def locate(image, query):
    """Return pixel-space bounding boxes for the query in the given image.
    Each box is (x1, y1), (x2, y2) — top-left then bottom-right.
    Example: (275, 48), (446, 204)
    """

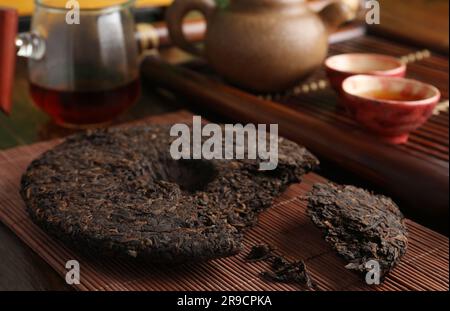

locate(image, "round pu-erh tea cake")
(307, 183), (408, 279)
(21, 125), (319, 263)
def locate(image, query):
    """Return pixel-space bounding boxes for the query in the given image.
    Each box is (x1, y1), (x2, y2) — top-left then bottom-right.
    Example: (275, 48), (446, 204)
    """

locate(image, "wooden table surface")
(371, 0), (449, 54)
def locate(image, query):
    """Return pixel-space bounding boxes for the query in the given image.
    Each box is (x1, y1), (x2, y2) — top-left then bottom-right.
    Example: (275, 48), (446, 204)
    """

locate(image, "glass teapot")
(0, 0), (141, 128)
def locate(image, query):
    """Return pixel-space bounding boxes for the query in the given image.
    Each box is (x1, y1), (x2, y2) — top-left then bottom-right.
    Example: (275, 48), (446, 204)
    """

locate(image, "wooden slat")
(0, 111), (447, 291)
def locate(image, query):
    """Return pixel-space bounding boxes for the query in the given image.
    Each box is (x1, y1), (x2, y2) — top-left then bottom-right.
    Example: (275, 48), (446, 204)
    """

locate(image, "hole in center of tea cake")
(156, 159), (218, 192)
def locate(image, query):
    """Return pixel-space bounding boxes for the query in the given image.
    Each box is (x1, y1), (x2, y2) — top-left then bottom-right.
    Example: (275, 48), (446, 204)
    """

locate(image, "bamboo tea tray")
(179, 36), (449, 164)
(0, 111), (447, 291)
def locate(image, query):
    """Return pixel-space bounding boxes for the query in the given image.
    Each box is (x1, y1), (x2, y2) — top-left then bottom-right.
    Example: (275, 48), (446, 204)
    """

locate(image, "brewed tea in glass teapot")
(0, 0), (141, 128)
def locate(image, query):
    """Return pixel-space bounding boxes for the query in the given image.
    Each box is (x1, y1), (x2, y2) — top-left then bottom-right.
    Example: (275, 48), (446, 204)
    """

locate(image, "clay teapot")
(166, 0), (353, 93)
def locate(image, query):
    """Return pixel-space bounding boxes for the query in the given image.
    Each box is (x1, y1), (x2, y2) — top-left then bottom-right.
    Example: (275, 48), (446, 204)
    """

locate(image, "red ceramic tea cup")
(342, 75), (441, 144)
(325, 53), (406, 93)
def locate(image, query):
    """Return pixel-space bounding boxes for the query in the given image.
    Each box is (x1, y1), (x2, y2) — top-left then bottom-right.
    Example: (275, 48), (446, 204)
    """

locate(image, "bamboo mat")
(0, 111), (448, 291)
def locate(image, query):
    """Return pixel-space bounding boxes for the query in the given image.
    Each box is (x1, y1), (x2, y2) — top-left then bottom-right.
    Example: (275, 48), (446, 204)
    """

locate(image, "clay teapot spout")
(319, 1), (354, 32)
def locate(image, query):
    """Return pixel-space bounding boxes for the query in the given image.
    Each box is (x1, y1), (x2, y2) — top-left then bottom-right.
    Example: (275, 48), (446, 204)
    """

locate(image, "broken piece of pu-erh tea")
(246, 244), (275, 262)
(307, 183), (408, 281)
(262, 257), (314, 290)
(246, 244), (315, 290)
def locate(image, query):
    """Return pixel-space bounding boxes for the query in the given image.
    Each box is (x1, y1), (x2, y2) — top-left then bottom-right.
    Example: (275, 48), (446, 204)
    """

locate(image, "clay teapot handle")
(0, 7), (18, 115)
(318, 1), (354, 33)
(166, 0), (215, 57)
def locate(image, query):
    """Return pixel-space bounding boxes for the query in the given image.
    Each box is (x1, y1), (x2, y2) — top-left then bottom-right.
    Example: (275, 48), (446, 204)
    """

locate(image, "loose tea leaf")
(246, 244), (274, 262)
(262, 258), (314, 290)
(20, 125), (319, 263)
(307, 183), (408, 280)
(246, 244), (315, 290)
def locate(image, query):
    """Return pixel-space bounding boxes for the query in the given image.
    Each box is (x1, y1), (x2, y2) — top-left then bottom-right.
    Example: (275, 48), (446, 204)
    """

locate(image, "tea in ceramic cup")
(341, 75), (440, 144)
(325, 53), (407, 93)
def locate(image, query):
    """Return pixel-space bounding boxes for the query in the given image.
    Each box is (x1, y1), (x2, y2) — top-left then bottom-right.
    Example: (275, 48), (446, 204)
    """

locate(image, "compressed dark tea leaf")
(20, 125), (318, 263)
(307, 183), (408, 279)
(271, 256), (290, 271)
(246, 244), (315, 290)
(262, 257), (314, 290)
(246, 244), (274, 262)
